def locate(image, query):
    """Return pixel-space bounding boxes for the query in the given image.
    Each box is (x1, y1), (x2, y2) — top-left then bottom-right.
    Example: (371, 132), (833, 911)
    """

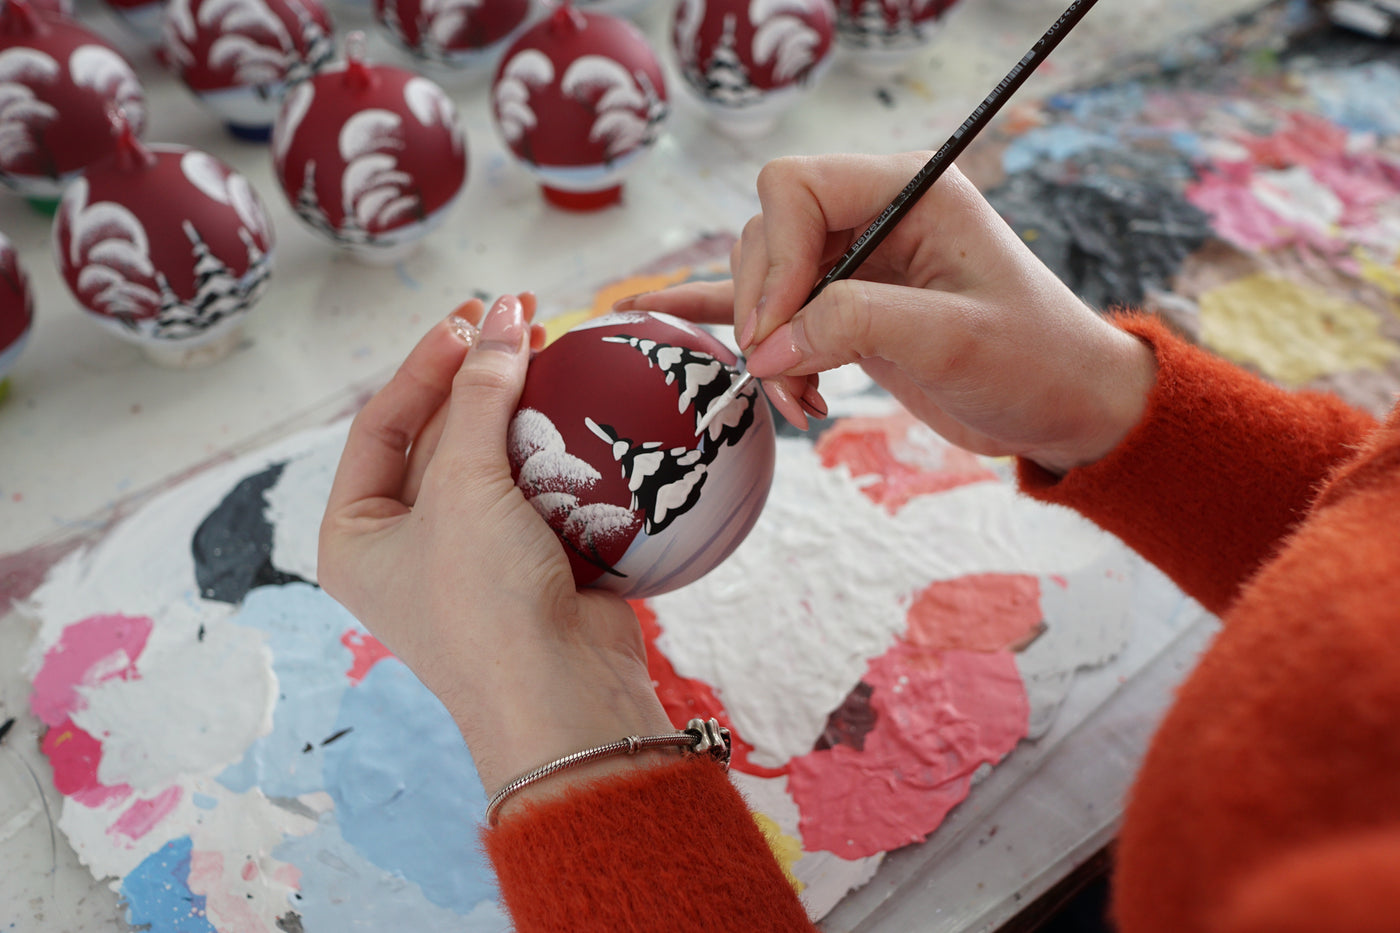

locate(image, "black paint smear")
(875, 87), (895, 108)
(301, 742), (314, 754)
(320, 727), (353, 746)
(986, 151), (1215, 311)
(0, 716), (14, 744)
(814, 681), (878, 752)
(276, 911), (305, 933)
(197, 624), (205, 642)
(192, 461), (307, 604)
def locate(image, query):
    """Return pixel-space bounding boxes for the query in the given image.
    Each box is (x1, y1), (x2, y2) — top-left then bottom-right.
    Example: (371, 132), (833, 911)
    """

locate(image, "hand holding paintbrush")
(619, 0), (1160, 475)
(683, 0), (1102, 434)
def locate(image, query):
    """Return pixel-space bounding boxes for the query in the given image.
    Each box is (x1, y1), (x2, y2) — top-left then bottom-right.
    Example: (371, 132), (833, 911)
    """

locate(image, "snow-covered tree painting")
(510, 407), (641, 575)
(0, 48), (60, 178)
(60, 177), (162, 323)
(420, 0), (482, 60)
(751, 0), (825, 83)
(69, 45), (146, 126)
(561, 54), (667, 159)
(601, 332), (758, 449)
(586, 418), (711, 535)
(493, 49), (554, 161)
(338, 108), (419, 239)
(166, 0), (330, 88)
(404, 76), (463, 155)
(838, 0), (951, 47)
(181, 149), (273, 247)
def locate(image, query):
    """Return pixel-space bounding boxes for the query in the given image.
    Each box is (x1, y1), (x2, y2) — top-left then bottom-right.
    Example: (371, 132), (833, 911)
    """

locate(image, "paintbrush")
(695, 0), (1101, 436)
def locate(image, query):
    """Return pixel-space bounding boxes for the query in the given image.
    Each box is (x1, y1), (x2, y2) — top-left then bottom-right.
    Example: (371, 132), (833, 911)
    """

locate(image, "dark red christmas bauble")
(271, 49), (467, 261)
(163, 0), (334, 140)
(509, 310), (776, 598)
(671, 0), (835, 138)
(833, 0), (960, 75)
(0, 0), (147, 200)
(373, 0), (529, 67)
(53, 127), (275, 352)
(491, 3), (667, 210)
(0, 231), (35, 388)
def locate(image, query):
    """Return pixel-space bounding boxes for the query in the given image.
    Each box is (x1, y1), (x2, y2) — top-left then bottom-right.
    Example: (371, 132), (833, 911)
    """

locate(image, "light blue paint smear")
(274, 811), (511, 931)
(1002, 124), (1121, 173)
(191, 793), (218, 810)
(1305, 63), (1400, 135)
(219, 583), (363, 798)
(322, 658), (497, 915)
(121, 836), (218, 933)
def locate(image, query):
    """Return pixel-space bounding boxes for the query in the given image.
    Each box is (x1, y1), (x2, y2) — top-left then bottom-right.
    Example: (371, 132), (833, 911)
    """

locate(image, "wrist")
(1033, 326), (1158, 476)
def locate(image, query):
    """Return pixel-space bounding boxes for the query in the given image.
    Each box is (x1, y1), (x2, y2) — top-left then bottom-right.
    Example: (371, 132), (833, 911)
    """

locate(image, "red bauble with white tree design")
(0, 0), (147, 202)
(373, 0), (530, 68)
(672, 0), (834, 138)
(270, 41), (467, 263)
(163, 0), (334, 141)
(53, 120), (275, 366)
(0, 230), (35, 394)
(509, 310), (776, 598)
(833, 0), (960, 76)
(491, 3), (667, 211)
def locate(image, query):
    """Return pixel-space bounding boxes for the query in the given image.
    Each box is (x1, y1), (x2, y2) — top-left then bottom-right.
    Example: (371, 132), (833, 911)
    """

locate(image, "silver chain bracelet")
(485, 717), (732, 827)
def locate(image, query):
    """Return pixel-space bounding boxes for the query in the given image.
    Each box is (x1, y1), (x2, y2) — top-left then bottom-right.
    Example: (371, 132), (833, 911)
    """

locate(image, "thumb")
(431, 294), (531, 480)
(743, 280), (969, 379)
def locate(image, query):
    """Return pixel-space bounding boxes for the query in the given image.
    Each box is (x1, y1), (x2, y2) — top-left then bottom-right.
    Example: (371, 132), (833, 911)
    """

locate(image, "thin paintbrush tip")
(695, 371), (755, 436)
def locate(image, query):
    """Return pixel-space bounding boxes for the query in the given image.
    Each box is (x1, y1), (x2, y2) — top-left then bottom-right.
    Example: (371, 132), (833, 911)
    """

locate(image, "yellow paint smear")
(1198, 273), (1398, 386)
(753, 811), (806, 894)
(1357, 252), (1400, 297)
(541, 268), (696, 345)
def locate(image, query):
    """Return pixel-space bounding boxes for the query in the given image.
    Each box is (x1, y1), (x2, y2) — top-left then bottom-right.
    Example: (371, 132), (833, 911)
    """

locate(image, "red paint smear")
(340, 630), (393, 685)
(632, 600), (787, 779)
(241, 860), (258, 882)
(108, 785), (182, 844)
(815, 411), (996, 514)
(40, 720), (132, 807)
(30, 613), (154, 726)
(787, 644), (1029, 858)
(906, 574), (1042, 653)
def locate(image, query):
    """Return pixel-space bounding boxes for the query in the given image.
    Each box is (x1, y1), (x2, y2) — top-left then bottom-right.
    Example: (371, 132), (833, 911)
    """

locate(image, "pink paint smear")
(108, 785), (182, 844)
(787, 643), (1029, 858)
(341, 630), (393, 685)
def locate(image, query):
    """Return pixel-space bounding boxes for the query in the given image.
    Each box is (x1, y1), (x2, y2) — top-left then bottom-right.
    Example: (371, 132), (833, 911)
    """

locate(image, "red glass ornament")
(833, 0), (960, 76)
(491, 3), (667, 211)
(271, 40), (467, 262)
(510, 310), (776, 598)
(373, 0), (530, 67)
(53, 119), (275, 366)
(672, 0), (834, 138)
(0, 230), (35, 393)
(0, 0), (147, 202)
(163, 0), (334, 140)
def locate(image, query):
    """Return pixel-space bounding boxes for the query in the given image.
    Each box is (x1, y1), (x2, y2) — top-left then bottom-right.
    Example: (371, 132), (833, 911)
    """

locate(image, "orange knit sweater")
(484, 315), (1400, 933)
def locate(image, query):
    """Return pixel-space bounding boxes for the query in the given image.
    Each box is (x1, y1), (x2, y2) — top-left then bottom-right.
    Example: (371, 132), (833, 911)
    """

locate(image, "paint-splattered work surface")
(5, 0), (1400, 931)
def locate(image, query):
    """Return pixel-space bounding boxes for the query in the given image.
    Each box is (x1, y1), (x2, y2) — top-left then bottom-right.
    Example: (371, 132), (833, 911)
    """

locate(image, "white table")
(0, 0), (1257, 927)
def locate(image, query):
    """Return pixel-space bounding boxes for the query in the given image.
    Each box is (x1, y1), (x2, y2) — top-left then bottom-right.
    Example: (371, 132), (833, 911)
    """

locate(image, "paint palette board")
(0, 248), (1219, 933)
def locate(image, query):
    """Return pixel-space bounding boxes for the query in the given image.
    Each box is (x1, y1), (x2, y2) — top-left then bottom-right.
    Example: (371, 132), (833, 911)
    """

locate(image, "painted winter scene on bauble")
(510, 311), (776, 599)
(20, 252), (1177, 930)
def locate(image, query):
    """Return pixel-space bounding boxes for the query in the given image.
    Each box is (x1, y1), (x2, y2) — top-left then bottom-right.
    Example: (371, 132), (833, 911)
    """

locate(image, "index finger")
(740, 151), (934, 350)
(325, 305), (483, 517)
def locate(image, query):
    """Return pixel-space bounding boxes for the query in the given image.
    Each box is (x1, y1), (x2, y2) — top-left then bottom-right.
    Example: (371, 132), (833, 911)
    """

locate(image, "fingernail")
(744, 319), (806, 378)
(447, 314), (479, 348)
(479, 295), (525, 353)
(613, 291), (648, 311)
(738, 309), (758, 350)
(764, 380), (809, 431)
(800, 384), (828, 419)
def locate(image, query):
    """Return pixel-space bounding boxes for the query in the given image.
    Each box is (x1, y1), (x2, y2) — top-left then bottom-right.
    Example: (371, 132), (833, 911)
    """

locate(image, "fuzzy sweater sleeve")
(1021, 314), (1400, 933)
(1017, 313), (1377, 614)
(482, 757), (815, 932)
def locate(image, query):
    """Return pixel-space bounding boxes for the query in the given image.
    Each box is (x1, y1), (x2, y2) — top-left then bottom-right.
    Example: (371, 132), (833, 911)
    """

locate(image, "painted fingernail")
(612, 291), (648, 311)
(447, 314), (479, 348)
(479, 295), (525, 353)
(800, 384), (828, 419)
(764, 380), (809, 431)
(738, 309), (759, 350)
(744, 319), (806, 378)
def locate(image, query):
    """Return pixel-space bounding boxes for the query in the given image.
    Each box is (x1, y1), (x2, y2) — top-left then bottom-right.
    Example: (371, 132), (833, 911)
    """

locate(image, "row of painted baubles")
(0, 0), (959, 380)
